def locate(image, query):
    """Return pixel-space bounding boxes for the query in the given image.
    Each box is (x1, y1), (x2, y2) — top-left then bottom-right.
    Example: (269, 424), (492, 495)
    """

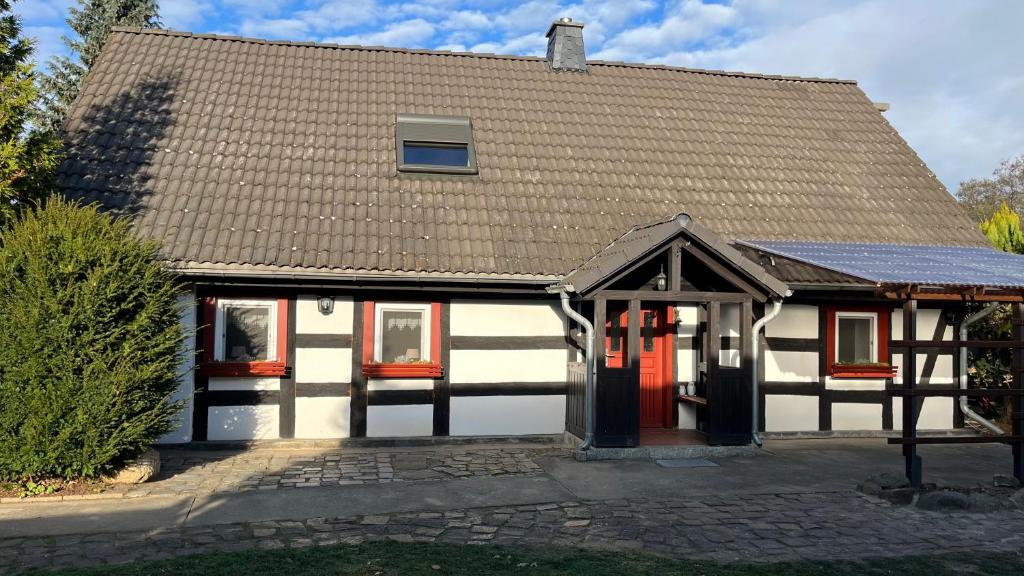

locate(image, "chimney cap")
(546, 17), (584, 38)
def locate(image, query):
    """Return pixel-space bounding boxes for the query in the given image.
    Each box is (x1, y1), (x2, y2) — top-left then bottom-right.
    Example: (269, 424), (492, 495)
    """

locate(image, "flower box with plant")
(362, 359), (443, 378)
(829, 361), (897, 378)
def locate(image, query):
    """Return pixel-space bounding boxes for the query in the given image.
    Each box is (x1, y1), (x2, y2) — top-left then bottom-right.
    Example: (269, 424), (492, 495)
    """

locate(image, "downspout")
(553, 286), (596, 450)
(959, 303), (1004, 435)
(751, 299), (784, 447)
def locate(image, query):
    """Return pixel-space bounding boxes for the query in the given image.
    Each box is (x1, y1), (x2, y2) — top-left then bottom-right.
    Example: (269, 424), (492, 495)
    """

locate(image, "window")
(403, 143), (469, 167)
(216, 300), (277, 362)
(396, 114), (477, 174)
(201, 297), (288, 377)
(826, 306), (893, 378)
(835, 312), (875, 364)
(362, 301), (443, 378)
(374, 303), (431, 363)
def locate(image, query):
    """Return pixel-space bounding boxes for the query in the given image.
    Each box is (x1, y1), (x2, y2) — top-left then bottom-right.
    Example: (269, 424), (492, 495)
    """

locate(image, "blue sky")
(18, 0), (1024, 193)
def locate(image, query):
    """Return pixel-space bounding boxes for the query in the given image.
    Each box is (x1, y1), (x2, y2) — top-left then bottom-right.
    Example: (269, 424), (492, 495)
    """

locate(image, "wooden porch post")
(902, 299), (922, 487)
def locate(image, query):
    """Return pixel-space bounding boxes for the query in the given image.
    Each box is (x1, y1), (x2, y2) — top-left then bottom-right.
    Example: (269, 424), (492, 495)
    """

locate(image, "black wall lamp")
(317, 296), (335, 315)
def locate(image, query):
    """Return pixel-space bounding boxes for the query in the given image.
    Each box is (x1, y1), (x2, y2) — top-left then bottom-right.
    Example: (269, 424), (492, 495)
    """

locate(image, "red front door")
(605, 305), (673, 428)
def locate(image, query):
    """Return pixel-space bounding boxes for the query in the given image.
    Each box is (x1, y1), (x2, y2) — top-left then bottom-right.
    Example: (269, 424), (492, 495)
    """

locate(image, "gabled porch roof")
(560, 214), (790, 299)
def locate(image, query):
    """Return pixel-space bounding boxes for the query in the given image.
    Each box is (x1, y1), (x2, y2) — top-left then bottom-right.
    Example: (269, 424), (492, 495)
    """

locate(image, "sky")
(17, 0), (1024, 193)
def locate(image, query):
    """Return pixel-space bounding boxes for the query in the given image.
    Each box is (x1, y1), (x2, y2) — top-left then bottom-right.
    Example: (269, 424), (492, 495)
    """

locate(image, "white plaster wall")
(678, 403), (697, 429)
(892, 397), (955, 430)
(296, 295), (354, 334)
(450, 396), (565, 436)
(676, 305), (698, 383)
(449, 300), (565, 336)
(720, 303), (741, 367)
(765, 395), (819, 432)
(765, 305), (818, 339)
(207, 406), (279, 441)
(767, 351), (818, 383)
(295, 397), (351, 438)
(367, 405), (433, 437)
(207, 377), (280, 391)
(449, 350), (566, 383)
(294, 348), (352, 384)
(157, 290), (197, 444)
(891, 308), (955, 384)
(831, 404), (883, 431)
(367, 378), (434, 391)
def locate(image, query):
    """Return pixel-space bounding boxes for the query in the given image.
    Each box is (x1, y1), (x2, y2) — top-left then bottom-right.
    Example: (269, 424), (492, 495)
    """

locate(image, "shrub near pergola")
(0, 198), (186, 480)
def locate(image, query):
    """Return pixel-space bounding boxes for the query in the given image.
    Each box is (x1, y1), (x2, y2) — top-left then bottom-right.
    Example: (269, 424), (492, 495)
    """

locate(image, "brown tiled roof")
(58, 28), (987, 280)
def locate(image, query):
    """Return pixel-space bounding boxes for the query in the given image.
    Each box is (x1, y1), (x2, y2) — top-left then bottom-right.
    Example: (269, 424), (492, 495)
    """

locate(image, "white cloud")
(663, 0), (1024, 191)
(239, 18), (311, 39)
(470, 32), (546, 56)
(442, 10), (490, 30)
(162, 0), (212, 31)
(592, 0), (736, 62)
(324, 18), (436, 47)
(297, 0), (379, 34)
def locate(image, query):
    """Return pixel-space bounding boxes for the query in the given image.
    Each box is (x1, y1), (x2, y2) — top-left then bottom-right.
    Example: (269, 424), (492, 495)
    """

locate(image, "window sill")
(199, 362), (288, 377)
(828, 364), (897, 379)
(362, 363), (443, 378)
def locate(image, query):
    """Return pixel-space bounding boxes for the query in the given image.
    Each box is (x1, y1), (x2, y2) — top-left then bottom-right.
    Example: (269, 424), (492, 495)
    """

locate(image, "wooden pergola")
(887, 292), (1024, 486)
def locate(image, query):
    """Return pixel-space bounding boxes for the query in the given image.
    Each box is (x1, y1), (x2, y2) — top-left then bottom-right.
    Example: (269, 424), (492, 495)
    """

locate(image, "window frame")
(362, 301), (443, 378)
(825, 306), (894, 379)
(396, 114), (478, 175)
(373, 302), (432, 364)
(200, 297), (289, 377)
(833, 311), (877, 365)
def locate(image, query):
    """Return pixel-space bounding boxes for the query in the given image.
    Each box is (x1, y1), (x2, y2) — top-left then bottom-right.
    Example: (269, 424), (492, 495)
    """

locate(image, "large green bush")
(0, 198), (186, 479)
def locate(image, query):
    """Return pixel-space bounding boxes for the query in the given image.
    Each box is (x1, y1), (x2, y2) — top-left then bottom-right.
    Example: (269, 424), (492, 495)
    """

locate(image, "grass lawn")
(36, 542), (1024, 576)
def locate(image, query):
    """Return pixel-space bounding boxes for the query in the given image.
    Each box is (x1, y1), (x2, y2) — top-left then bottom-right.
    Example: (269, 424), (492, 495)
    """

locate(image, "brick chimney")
(546, 17), (586, 73)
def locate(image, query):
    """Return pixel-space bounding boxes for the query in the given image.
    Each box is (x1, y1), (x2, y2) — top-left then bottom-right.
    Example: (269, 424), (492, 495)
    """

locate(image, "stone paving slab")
(4, 491), (1024, 572)
(126, 447), (554, 497)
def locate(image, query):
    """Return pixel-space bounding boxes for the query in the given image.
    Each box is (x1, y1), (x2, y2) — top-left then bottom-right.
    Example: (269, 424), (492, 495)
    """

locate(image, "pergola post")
(902, 299), (922, 487)
(1013, 304), (1024, 482)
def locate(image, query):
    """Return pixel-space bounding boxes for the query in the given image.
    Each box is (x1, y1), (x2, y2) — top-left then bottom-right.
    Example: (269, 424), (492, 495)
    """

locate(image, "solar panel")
(739, 241), (1024, 289)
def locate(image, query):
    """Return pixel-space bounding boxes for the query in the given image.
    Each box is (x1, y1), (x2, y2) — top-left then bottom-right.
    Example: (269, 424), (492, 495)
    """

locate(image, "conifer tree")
(39, 0), (160, 132)
(0, 0), (59, 225)
(981, 202), (1024, 254)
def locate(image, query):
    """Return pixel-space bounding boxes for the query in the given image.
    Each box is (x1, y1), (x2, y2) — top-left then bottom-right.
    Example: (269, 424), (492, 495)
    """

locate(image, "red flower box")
(829, 363), (897, 379)
(362, 363), (443, 378)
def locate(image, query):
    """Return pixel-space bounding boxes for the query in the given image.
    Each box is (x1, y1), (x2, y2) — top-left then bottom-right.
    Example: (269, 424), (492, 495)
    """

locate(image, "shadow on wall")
(58, 70), (180, 217)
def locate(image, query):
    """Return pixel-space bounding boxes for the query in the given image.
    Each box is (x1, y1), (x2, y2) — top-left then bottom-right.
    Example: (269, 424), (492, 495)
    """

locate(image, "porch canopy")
(560, 214), (788, 448)
(562, 214), (789, 300)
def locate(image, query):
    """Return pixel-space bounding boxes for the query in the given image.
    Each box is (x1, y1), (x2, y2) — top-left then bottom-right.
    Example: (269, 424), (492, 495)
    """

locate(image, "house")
(57, 21), (1024, 450)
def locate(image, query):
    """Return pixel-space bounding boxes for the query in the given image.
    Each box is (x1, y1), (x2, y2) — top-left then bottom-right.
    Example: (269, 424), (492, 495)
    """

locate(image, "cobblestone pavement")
(127, 447), (553, 497)
(5, 491), (1024, 572)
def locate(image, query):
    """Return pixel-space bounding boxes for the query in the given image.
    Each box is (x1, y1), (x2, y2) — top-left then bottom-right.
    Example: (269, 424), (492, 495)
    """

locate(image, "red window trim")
(198, 297), (289, 377)
(825, 305), (896, 379)
(362, 300), (443, 378)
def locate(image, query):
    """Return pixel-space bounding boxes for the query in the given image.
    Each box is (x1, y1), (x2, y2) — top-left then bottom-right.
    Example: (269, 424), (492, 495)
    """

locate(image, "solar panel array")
(740, 241), (1024, 289)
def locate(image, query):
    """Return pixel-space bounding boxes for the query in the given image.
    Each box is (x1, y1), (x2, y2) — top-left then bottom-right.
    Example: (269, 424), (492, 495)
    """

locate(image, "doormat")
(655, 458), (720, 468)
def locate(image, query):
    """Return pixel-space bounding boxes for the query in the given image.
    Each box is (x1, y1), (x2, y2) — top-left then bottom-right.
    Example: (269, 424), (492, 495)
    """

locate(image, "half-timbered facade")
(57, 21), (1024, 466)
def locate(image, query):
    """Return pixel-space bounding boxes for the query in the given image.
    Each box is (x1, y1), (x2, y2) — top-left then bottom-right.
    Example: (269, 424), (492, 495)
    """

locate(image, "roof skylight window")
(396, 114), (477, 175)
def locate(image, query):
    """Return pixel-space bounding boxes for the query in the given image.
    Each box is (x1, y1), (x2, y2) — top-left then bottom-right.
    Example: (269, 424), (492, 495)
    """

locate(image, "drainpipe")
(551, 286), (596, 450)
(751, 299), (784, 447)
(959, 303), (1004, 435)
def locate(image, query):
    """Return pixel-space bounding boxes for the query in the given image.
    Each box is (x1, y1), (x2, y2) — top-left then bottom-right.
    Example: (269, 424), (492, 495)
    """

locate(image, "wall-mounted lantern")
(317, 296), (335, 315)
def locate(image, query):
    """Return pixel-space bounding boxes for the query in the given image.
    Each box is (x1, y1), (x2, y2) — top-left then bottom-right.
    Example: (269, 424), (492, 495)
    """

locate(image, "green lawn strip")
(35, 542), (1024, 576)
